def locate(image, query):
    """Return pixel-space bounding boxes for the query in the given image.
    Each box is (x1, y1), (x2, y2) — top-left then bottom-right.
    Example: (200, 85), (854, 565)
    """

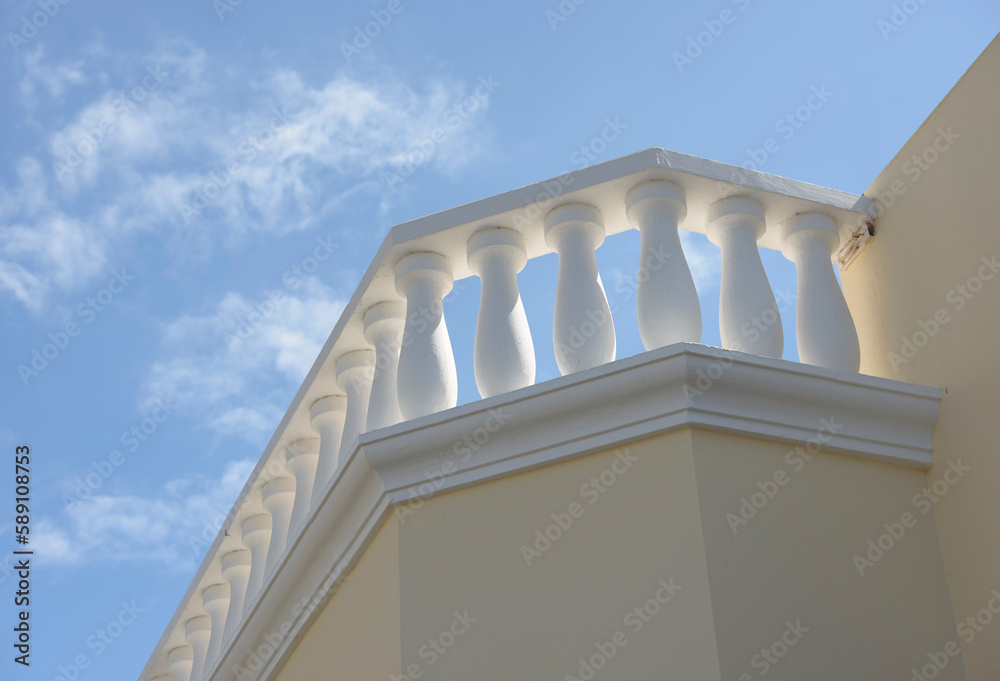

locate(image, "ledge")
(192, 343), (939, 681)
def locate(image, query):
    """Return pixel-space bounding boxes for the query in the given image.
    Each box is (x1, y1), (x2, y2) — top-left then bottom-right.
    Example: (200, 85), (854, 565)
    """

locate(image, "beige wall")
(842, 31), (1000, 681)
(396, 429), (722, 680)
(394, 429), (960, 680)
(272, 428), (963, 679)
(273, 516), (402, 681)
(692, 430), (963, 680)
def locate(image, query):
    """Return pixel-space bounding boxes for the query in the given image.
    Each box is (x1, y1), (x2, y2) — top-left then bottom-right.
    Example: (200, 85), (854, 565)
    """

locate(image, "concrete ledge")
(196, 343), (940, 681)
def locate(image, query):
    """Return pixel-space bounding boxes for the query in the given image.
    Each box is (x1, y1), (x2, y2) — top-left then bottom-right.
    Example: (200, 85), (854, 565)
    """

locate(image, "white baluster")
(167, 645), (193, 681)
(335, 350), (375, 461)
(780, 212), (860, 371)
(706, 197), (783, 358)
(467, 227), (535, 397)
(309, 395), (346, 505)
(262, 476), (296, 576)
(201, 583), (229, 669)
(240, 514), (271, 611)
(220, 549), (251, 643)
(544, 203), (616, 374)
(394, 252), (458, 419)
(625, 180), (702, 349)
(184, 616), (211, 681)
(285, 438), (320, 533)
(363, 301), (405, 430)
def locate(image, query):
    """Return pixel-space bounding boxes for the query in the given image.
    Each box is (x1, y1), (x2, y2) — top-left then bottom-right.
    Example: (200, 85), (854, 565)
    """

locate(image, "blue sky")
(0, 0), (997, 678)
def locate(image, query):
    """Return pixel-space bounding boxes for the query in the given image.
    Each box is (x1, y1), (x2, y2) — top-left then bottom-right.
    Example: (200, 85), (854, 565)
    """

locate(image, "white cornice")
(163, 344), (939, 681)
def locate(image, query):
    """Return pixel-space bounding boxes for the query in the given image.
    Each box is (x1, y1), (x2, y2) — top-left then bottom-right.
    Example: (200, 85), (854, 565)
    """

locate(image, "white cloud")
(0, 159), (108, 310)
(2, 40), (495, 311)
(33, 459), (254, 571)
(142, 276), (345, 444)
(19, 46), (87, 105)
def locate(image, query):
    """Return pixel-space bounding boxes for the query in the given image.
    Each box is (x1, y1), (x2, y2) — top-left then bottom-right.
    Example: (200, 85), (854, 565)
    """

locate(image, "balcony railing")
(140, 147), (877, 681)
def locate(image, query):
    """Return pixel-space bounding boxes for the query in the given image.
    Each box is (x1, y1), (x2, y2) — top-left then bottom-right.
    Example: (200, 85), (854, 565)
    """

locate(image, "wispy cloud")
(19, 45), (87, 105)
(142, 276), (345, 445)
(2, 40), (495, 311)
(34, 459), (254, 571)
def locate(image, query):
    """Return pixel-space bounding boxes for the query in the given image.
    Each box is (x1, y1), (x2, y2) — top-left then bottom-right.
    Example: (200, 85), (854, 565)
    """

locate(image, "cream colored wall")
(691, 430), (964, 680)
(842, 31), (1000, 681)
(396, 430), (724, 681)
(273, 516), (402, 681)
(273, 428), (963, 680)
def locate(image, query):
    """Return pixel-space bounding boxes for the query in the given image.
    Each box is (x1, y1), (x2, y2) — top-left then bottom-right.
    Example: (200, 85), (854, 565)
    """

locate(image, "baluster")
(309, 395), (346, 505)
(335, 350), (375, 461)
(285, 438), (320, 533)
(167, 645), (193, 681)
(262, 476), (296, 576)
(467, 227), (535, 397)
(780, 212), (860, 371)
(240, 514), (271, 611)
(394, 252), (458, 419)
(626, 180), (702, 349)
(706, 197), (783, 358)
(184, 616), (211, 681)
(201, 583), (229, 669)
(363, 301), (405, 430)
(544, 203), (616, 374)
(220, 549), (251, 642)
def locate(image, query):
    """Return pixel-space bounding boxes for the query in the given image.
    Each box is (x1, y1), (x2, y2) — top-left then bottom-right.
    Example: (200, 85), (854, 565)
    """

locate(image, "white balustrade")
(147, 152), (879, 679)
(262, 476), (296, 576)
(335, 350), (375, 461)
(706, 197), (783, 358)
(184, 616), (211, 681)
(310, 395), (347, 504)
(285, 438), (320, 533)
(167, 645), (193, 681)
(220, 549), (251, 643)
(394, 252), (458, 418)
(240, 513), (271, 612)
(467, 227), (535, 397)
(626, 180), (702, 349)
(780, 212), (860, 371)
(363, 301), (406, 430)
(544, 203), (616, 374)
(201, 583), (229, 669)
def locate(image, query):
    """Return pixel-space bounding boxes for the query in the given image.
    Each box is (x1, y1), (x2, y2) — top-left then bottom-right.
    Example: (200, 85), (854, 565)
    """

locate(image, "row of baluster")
(151, 179), (861, 681)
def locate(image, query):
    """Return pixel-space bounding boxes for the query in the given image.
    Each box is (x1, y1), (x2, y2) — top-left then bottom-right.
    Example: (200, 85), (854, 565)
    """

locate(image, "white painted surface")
(467, 227), (535, 397)
(394, 252), (458, 418)
(363, 301), (406, 430)
(201, 583), (229, 670)
(167, 646), (193, 681)
(219, 550), (250, 647)
(707, 196), (783, 358)
(781, 212), (860, 371)
(261, 476), (295, 577)
(335, 350), (375, 463)
(285, 438), (320, 534)
(183, 616), (211, 681)
(240, 513), (271, 613)
(544, 203), (615, 374)
(626, 179), (702, 349)
(309, 395), (346, 504)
